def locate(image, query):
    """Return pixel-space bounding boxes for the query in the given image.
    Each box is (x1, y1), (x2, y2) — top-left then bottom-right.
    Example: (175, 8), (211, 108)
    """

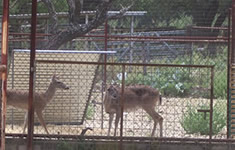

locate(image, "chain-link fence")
(1, 0), (234, 149)
(6, 57), (221, 139)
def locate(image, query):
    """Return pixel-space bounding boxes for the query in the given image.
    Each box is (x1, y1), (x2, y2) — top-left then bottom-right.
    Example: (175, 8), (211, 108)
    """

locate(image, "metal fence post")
(119, 64), (125, 150)
(27, 0), (38, 150)
(0, 0), (9, 149)
(227, 8), (232, 139)
(232, 0), (235, 63)
(101, 19), (108, 129)
(209, 66), (214, 142)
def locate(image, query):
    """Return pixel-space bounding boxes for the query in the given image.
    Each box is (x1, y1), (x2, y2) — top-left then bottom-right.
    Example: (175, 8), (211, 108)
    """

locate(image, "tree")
(189, 0), (231, 56)
(189, 0), (231, 36)
(130, 0), (231, 32)
(4, 0), (232, 49)
(133, 0), (189, 28)
(37, 0), (133, 50)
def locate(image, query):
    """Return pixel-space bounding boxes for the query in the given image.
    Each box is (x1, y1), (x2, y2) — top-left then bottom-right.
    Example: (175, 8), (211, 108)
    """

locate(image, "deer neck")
(44, 82), (57, 101)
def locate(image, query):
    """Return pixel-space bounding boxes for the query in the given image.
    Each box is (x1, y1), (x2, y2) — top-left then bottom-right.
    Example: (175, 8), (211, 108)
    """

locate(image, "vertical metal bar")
(209, 66), (214, 141)
(232, 0), (235, 63)
(85, 14), (89, 50)
(142, 41), (147, 74)
(11, 51), (15, 130)
(119, 65), (125, 150)
(129, 16), (134, 72)
(101, 19), (108, 129)
(0, 0), (9, 149)
(27, 0), (37, 150)
(227, 8), (232, 139)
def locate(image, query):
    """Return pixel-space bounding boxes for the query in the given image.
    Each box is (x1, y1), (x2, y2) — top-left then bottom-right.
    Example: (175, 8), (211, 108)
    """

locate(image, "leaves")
(181, 103), (226, 135)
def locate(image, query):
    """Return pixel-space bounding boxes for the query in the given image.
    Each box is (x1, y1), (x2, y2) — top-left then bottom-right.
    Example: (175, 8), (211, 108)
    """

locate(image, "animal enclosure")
(6, 58), (219, 139)
(2, 1), (235, 150)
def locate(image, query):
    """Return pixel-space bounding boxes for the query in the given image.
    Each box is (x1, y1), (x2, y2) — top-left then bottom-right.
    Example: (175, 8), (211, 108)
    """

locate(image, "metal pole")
(85, 14), (89, 50)
(232, 0), (235, 63)
(27, 0), (37, 150)
(101, 19), (108, 129)
(129, 16), (134, 72)
(119, 65), (125, 150)
(209, 66), (214, 142)
(227, 8), (232, 139)
(0, 0), (9, 149)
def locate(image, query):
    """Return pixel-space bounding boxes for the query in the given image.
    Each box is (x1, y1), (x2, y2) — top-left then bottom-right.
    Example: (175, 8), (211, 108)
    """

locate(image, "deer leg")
(152, 115), (163, 137)
(23, 111), (28, 134)
(114, 112), (120, 136)
(108, 113), (114, 136)
(152, 111), (163, 137)
(144, 107), (163, 137)
(36, 110), (49, 134)
(159, 117), (163, 137)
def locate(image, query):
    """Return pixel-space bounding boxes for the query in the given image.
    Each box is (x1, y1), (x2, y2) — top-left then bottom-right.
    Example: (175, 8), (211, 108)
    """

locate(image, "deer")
(6, 74), (69, 134)
(104, 84), (163, 137)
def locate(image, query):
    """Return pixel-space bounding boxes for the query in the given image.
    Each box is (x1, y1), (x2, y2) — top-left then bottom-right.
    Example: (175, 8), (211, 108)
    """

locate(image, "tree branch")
(41, 0), (58, 33)
(40, 0), (113, 49)
(66, 0), (81, 24)
(39, 0), (133, 49)
(10, 0), (20, 9)
(107, 2), (134, 20)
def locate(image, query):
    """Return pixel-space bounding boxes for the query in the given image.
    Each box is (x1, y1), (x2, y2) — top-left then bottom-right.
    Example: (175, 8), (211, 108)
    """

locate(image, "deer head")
(104, 85), (121, 114)
(107, 85), (120, 100)
(51, 74), (69, 90)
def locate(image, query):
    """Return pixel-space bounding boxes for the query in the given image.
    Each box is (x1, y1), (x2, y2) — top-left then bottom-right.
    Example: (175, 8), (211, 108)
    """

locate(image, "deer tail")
(159, 94), (162, 105)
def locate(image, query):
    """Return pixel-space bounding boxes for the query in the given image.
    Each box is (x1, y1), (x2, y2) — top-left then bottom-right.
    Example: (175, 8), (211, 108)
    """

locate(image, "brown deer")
(104, 84), (163, 137)
(7, 74), (69, 134)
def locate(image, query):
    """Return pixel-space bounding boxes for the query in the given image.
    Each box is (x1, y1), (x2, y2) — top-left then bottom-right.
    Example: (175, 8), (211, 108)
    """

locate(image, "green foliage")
(189, 48), (228, 99)
(85, 104), (95, 120)
(180, 102), (226, 135)
(114, 47), (227, 99)
(133, 0), (191, 28)
(122, 68), (193, 97)
(56, 141), (73, 150)
(56, 141), (92, 150)
(214, 70), (227, 99)
(7, 0), (69, 14)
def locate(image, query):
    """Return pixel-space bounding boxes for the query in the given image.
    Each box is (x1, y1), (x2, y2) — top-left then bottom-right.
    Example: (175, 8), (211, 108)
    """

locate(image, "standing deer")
(7, 74), (69, 134)
(104, 84), (163, 137)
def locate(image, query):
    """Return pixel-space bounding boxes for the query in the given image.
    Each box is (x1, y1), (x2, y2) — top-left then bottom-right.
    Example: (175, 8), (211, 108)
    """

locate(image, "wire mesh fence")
(6, 59), (223, 140)
(1, 0), (233, 148)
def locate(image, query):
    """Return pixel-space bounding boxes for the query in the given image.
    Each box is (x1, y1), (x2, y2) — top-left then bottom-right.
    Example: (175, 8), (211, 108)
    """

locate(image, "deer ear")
(52, 74), (57, 81)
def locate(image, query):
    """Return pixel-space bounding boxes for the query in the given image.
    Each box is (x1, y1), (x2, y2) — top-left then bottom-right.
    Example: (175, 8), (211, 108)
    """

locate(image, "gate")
(229, 0), (235, 138)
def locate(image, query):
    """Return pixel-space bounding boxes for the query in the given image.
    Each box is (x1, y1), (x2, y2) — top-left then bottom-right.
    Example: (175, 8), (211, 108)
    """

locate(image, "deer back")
(123, 85), (160, 109)
(7, 90), (47, 110)
(104, 85), (161, 113)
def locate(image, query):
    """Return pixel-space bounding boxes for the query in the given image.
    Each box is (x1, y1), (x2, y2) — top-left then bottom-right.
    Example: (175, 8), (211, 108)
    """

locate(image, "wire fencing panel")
(104, 64), (219, 139)
(2, 0), (231, 145)
(13, 61), (218, 140)
(105, 1), (230, 140)
(6, 50), (103, 135)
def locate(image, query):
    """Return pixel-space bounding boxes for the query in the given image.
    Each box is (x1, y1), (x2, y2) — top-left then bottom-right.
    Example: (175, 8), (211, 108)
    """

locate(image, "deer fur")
(7, 74), (69, 134)
(0, 65), (6, 73)
(104, 84), (163, 137)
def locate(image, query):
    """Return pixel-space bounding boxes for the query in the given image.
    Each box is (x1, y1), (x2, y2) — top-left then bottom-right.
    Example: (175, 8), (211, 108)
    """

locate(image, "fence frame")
(35, 60), (215, 149)
(1, 0), (235, 149)
(0, 0), (9, 150)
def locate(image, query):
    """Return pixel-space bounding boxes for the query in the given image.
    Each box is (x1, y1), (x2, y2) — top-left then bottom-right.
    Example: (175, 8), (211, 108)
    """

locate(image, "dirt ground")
(5, 97), (227, 139)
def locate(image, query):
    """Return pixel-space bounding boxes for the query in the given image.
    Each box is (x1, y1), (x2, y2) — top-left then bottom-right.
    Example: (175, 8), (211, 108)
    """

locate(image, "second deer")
(104, 84), (163, 137)
(7, 74), (69, 134)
